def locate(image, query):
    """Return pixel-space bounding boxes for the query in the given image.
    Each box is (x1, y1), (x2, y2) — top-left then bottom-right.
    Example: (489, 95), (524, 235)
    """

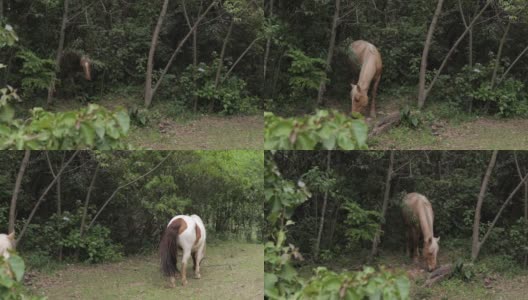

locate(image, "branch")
(222, 37), (261, 82)
(17, 150), (80, 244)
(87, 153), (172, 229)
(498, 44), (528, 84)
(479, 172), (528, 248)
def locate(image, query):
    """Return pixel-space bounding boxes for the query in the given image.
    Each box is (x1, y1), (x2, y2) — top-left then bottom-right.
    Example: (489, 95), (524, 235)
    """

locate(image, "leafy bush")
(62, 225), (122, 263)
(16, 50), (55, 96)
(446, 63), (528, 116)
(166, 61), (258, 115)
(264, 110), (368, 150)
(342, 200), (381, 245)
(286, 49), (327, 102)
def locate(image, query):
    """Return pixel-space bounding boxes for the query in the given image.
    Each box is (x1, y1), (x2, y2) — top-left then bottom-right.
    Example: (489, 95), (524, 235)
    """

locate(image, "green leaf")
(7, 255), (25, 282)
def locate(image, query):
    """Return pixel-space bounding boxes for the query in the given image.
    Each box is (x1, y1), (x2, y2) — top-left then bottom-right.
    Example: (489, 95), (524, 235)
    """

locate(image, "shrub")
(264, 110), (368, 150)
(286, 49), (327, 103)
(16, 50), (55, 96)
(0, 253), (45, 300)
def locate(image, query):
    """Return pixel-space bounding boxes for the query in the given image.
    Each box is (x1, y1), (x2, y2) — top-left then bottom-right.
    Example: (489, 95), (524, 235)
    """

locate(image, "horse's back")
(350, 41), (382, 65)
(402, 193), (431, 224)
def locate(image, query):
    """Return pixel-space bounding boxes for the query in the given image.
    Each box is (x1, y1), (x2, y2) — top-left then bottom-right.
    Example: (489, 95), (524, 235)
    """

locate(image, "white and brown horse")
(349, 40), (382, 118)
(0, 232), (15, 260)
(160, 214), (206, 287)
(402, 193), (440, 271)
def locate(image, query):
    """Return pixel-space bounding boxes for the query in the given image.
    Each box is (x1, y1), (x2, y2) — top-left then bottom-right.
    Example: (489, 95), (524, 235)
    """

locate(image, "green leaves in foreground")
(301, 267), (410, 300)
(0, 100), (130, 149)
(1, 253), (44, 300)
(264, 110), (368, 150)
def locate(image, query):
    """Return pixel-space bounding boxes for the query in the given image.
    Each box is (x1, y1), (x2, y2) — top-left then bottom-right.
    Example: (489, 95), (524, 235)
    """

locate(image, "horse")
(0, 232), (15, 260)
(160, 214), (206, 287)
(401, 192), (440, 271)
(348, 40), (382, 118)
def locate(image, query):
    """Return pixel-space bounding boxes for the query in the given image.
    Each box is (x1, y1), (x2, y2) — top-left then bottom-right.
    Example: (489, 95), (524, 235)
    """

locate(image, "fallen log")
(423, 263), (453, 287)
(368, 111), (401, 137)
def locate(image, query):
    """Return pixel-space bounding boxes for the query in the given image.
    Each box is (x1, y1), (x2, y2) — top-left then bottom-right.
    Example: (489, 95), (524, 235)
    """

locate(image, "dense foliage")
(264, 153), (410, 299)
(272, 151), (528, 268)
(1, 151), (263, 265)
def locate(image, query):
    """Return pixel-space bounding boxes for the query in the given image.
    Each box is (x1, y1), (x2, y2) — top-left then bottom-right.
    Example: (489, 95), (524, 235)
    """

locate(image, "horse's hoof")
(182, 279), (188, 286)
(194, 274), (201, 279)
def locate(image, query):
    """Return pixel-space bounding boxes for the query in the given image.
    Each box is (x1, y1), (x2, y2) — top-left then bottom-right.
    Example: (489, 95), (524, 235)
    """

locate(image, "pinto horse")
(0, 232), (15, 260)
(402, 193), (440, 271)
(160, 214), (206, 287)
(349, 40), (382, 118)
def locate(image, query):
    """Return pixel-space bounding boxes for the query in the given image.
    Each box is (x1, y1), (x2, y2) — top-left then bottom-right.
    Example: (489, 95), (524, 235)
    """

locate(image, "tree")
(8, 150), (30, 234)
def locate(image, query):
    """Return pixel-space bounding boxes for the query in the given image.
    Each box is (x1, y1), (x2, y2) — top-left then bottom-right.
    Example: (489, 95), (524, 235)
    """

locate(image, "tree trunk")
(498, 44), (528, 84)
(145, 1), (216, 107)
(491, 22), (511, 90)
(144, 0), (169, 108)
(420, 0), (492, 107)
(314, 151), (331, 258)
(183, 0), (201, 112)
(17, 151), (79, 245)
(8, 150), (31, 235)
(457, 0), (472, 67)
(371, 150), (394, 257)
(77, 163), (99, 259)
(263, 0), (274, 82)
(214, 19), (235, 88)
(316, 0), (341, 105)
(471, 150), (498, 262)
(46, 151), (64, 261)
(418, 0), (445, 108)
(47, 0), (70, 105)
(514, 152), (528, 268)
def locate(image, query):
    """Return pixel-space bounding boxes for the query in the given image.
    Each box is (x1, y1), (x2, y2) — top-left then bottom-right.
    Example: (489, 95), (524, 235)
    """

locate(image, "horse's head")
(423, 236), (440, 271)
(80, 56), (92, 81)
(351, 84), (368, 114)
(0, 232), (15, 259)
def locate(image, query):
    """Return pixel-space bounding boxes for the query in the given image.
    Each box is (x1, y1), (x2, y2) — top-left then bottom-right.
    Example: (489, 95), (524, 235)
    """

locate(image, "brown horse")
(349, 40), (382, 118)
(402, 192), (440, 271)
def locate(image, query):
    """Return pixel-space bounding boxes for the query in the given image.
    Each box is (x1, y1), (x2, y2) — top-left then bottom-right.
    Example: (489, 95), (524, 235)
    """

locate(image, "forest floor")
(321, 91), (528, 150)
(297, 248), (528, 299)
(28, 242), (263, 300)
(32, 95), (263, 150)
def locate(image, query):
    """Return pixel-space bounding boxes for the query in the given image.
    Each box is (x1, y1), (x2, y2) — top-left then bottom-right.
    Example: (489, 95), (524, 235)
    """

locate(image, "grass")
(295, 247), (528, 300)
(29, 242), (263, 300)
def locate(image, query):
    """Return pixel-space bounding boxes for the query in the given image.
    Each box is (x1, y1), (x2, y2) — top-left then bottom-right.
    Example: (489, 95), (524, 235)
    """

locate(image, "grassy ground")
(27, 94), (263, 150)
(297, 247), (528, 300)
(29, 242), (263, 300)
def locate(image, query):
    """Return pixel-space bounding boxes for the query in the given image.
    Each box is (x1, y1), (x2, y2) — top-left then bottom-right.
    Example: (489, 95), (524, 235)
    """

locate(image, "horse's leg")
(181, 248), (191, 286)
(406, 229), (411, 258)
(370, 74), (381, 118)
(411, 228), (419, 264)
(194, 245), (205, 279)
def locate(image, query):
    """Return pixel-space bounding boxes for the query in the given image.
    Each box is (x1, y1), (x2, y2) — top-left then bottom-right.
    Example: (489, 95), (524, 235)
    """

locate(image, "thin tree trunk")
(8, 150), (31, 235)
(222, 37), (261, 82)
(144, 0), (169, 108)
(471, 150), (498, 262)
(17, 150), (79, 245)
(418, 0), (445, 108)
(457, 0), (472, 67)
(314, 151), (331, 258)
(47, 0), (70, 105)
(45, 151), (65, 261)
(498, 44), (528, 84)
(491, 22), (511, 89)
(0, 0), (3, 19)
(421, 0), (492, 107)
(514, 152), (528, 268)
(316, 0), (341, 105)
(145, 1), (216, 107)
(263, 0), (274, 80)
(87, 153), (171, 229)
(371, 150), (394, 257)
(76, 163), (99, 259)
(214, 19), (235, 88)
(183, 0), (201, 112)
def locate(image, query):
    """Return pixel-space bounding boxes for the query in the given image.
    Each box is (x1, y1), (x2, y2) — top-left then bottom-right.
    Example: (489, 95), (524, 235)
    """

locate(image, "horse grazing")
(160, 214), (206, 287)
(348, 40), (382, 117)
(0, 232), (15, 259)
(402, 193), (440, 271)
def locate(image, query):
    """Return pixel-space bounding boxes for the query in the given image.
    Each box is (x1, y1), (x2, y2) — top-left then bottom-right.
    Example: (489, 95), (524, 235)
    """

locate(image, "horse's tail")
(160, 222), (181, 277)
